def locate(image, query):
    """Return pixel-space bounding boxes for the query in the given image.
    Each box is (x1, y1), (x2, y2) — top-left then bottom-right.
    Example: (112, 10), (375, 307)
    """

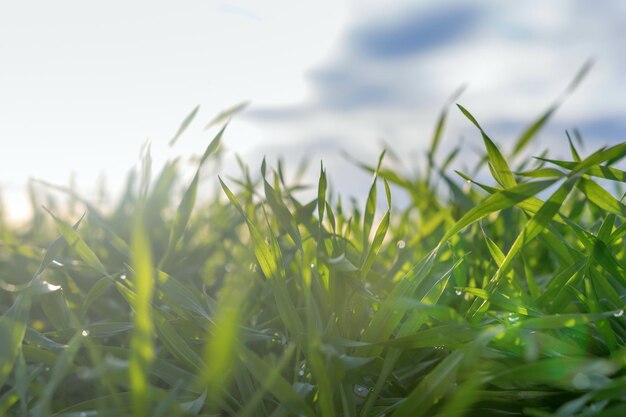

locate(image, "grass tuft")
(2, 86), (626, 416)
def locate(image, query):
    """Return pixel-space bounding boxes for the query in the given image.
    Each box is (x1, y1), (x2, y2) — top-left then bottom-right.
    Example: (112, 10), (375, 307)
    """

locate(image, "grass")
(2, 76), (626, 416)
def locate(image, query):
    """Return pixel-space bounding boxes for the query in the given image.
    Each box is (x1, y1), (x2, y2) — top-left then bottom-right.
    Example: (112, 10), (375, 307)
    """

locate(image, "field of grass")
(2, 79), (626, 415)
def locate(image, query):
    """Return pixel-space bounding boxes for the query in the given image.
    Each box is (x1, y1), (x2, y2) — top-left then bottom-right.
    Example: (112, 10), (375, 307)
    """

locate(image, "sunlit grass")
(2, 67), (626, 416)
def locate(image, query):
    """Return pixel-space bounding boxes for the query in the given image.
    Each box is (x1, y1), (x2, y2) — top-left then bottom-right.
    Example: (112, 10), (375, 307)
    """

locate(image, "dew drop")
(42, 281), (62, 292)
(81, 329), (90, 337)
(507, 313), (520, 323)
(298, 370), (305, 377)
(455, 289), (462, 296)
(353, 384), (370, 398)
(310, 263), (315, 269)
(397, 240), (406, 249)
(119, 274), (127, 280)
(52, 260), (64, 267)
(613, 309), (624, 317)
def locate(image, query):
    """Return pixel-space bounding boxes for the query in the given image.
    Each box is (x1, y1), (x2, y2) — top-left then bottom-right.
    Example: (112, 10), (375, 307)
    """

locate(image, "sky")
(1, 0), (626, 221)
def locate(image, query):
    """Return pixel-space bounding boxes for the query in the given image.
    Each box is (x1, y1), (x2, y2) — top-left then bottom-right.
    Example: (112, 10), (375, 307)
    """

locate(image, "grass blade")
(170, 105), (200, 146)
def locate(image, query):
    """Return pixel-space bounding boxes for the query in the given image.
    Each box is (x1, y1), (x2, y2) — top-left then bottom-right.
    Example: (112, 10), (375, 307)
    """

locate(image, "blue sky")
(1, 0), (626, 220)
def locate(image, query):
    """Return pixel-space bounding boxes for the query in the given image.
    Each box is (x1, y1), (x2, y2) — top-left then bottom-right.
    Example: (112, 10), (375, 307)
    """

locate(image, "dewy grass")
(2, 83), (626, 415)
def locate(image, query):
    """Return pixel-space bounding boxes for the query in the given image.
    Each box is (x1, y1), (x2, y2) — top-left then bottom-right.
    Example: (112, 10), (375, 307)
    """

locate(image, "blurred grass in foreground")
(2, 64), (626, 416)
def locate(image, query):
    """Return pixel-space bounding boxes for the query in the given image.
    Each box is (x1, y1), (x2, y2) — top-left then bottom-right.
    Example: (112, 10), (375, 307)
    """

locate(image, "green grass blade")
(238, 345), (316, 417)
(43, 208), (107, 276)
(438, 179), (558, 245)
(204, 101), (249, 130)
(129, 206), (156, 417)
(0, 295), (31, 390)
(169, 105), (200, 146)
(457, 104), (516, 188)
(578, 177), (626, 217)
(468, 176), (577, 320)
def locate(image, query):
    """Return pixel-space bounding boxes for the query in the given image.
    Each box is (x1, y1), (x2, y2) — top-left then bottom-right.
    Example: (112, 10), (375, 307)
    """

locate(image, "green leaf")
(204, 101), (249, 130)
(517, 312), (614, 330)
(263, 178), (302, 249)
(170, 105), (200, 146)
(82, 276), (114, 315)
(33, 215), (83, 279)
(129, 205), (156, 417)
(438, 179), (558, 245)
(0, 295), (31, 389)
(468, 176), (578, 320)
(362, 151), (385, 252)
(202, 296), (241, 407)
(32, 332), (82, 417)
(199, 123), (227, 165)
(43, 208), (107, 276)
(238, 345), (315, 417)
(219, 178), (304, 339)
(567, 131), (582, 161)
(318, 162), (327, 224)
(540, 158), (626, 183)
(457, 104), (516, 188)
(390, 351), (465, 417)
(578, 177), (626, 217)
(379, 324), (475, 348)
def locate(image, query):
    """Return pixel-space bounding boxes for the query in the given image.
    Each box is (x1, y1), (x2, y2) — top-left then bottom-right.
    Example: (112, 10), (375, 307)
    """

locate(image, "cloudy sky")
(2, 0), (626, 220)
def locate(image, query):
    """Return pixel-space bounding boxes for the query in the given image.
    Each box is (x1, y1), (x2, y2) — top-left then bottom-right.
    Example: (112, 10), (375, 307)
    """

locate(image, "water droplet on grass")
(353, 384), (370, 398)
(297, 360), (308, 377)
(119, 274), (127, 280)
(613, 309), (624, 317)
(397, 240), (405, 249)
(507, 313), (520, 323)
(42, 281), (61, 292)
(455, 289), (462, 296)
(52, 260), (64, 267)
(81, 329), (90, 337)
